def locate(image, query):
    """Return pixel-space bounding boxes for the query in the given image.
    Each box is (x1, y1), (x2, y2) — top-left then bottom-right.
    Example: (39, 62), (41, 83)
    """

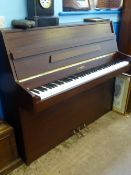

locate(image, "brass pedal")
(83, 123), (89, 132)
(73, 124), (88, 138)
(77, 127), (85, 137)
(73, 129), (82, 138)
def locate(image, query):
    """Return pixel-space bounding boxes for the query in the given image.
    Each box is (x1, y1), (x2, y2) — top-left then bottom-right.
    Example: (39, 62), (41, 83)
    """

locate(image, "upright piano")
(0, 21), (130, 164)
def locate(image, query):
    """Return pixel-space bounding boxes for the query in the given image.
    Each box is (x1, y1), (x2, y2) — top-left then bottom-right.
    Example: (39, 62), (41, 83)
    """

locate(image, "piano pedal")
(73, 124), (88, 138)
(73, 129), (82, 138)
(79, 129), (85, 137)
(77, 127), (85, 137)
(83, 123), (89, 132)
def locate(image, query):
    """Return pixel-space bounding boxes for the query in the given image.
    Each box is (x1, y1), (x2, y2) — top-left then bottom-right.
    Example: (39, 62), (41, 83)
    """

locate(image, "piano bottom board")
(18, 79), (114, 164)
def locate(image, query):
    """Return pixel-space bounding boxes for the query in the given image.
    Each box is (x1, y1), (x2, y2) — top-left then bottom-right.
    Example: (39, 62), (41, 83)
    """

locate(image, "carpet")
(8, 111), (131, 175)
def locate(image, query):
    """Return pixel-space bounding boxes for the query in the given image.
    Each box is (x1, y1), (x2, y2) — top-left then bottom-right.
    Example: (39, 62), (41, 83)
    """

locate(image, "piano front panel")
(19, 79), (114, 164)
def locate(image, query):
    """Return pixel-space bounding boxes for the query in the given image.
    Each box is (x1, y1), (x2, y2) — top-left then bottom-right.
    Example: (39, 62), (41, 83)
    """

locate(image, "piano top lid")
(0, 21), (118, 83)
(1, 21), (115, 58)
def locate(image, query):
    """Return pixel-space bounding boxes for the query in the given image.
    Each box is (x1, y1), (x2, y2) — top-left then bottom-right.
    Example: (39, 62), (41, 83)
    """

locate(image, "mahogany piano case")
(0, 22), (130, 164)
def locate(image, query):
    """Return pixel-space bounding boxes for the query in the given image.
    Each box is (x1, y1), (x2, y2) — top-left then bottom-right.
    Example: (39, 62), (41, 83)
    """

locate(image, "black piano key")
(60, 78), (72, 82)
(31, 89), (40, 94)
(50, 83), (58, 87)
(45, 83), (58, 89)
(66, 78), (73, 82)
(42, 87), (48, 91)
(79, 72), (87, 77)
(53, 81), (62, 85)
(48, 83), (56, 88)
(53, 80), (64, 85)
(44, 84), (53, 89)
(77, 72), (86, 77)
(32, 61), (120, 95)
(36, 87), (47, 92)
(68, 75), (78, 80)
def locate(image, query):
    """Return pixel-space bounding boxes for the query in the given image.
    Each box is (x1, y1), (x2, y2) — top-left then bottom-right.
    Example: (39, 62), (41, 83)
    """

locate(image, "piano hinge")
(18, 53), (114, 83)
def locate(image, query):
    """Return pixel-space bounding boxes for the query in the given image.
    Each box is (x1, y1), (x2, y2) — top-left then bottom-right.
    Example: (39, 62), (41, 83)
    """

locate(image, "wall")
(0, 0), (60, 27)
(0, 0), (120, 28)
(0, 0), (27, 119)
(0, 0), (27, 27)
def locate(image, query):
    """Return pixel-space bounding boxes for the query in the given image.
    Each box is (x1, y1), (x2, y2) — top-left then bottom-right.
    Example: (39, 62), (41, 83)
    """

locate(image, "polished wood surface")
(119, 0), (131, 113)
(126, 76), (131, 113)
(0, 121), (22, 174)
(3, 23), (112, 59)
(0, 22), (131, 164)
(127, 92), (131, 113)
(19, 80), (114, 163)
(2, 23), (116, 82)
(119, 0), (131, 54)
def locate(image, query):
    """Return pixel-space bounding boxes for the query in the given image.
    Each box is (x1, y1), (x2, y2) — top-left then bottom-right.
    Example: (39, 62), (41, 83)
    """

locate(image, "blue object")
(113, 21), (120, 39)
(0, 0), (27, 27)
(59, 9), (121, 15)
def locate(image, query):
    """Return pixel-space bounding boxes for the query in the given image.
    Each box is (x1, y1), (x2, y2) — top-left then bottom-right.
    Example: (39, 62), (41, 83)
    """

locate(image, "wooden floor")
(8, 111), (131, 175)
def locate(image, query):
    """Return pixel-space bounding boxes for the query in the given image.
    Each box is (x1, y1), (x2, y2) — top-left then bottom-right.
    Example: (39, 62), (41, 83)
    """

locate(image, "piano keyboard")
(30, 61), (129, 100)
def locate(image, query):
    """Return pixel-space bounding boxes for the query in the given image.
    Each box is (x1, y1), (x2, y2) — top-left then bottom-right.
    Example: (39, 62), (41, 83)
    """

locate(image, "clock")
(27, 0), (54, 18)
(39, 0), (52, 9)
(27, 0), (59, 27)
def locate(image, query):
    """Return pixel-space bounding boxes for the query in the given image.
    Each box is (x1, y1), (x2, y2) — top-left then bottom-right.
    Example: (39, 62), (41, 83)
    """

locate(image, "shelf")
(59, 9), (121, 16)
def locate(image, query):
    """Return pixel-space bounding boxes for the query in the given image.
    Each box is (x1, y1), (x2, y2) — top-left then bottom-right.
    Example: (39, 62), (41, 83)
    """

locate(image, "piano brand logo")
(77, 65), (85, 71)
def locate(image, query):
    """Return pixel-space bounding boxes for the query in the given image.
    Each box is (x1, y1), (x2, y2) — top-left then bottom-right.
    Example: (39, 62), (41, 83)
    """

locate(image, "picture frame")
(96, 0), (123, 9)
(113, 73), (131, 114)
(63, 0), (90, 11)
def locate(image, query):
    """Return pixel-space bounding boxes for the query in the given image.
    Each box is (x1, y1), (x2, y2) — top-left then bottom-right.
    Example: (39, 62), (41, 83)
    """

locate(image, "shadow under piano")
(0, 21), (131, 164)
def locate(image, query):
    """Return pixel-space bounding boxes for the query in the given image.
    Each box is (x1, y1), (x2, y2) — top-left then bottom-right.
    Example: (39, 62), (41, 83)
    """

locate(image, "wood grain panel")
(50, 45), (101, 63)
(18, 80), (114, 164)
(14, 40), (117, 81)
(20, 54), (116, 89)
(3, 23), (113, 59)
(119, 0), (131, 55)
